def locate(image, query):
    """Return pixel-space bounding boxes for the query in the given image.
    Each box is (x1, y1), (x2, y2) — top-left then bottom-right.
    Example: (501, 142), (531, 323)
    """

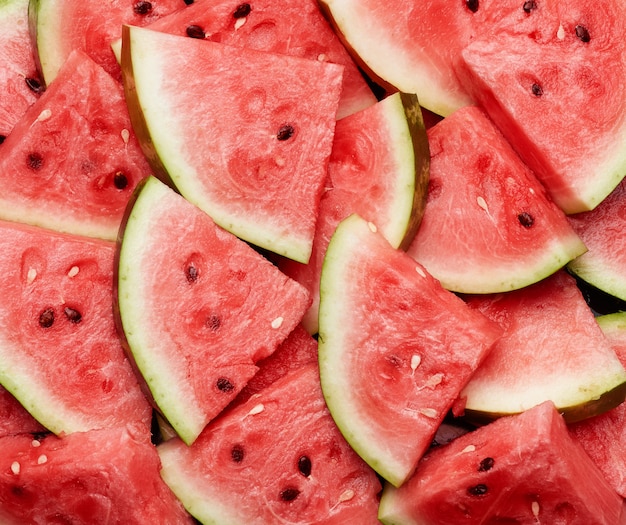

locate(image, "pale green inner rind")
(29, 0), (67, 85)
(117, 177), (205, 444)
(568, 253), (626, 303)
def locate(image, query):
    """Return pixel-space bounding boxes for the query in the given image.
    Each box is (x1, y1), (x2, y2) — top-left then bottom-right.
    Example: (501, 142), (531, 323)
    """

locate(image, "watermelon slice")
(0, 218), (152, 436)
(0, 49), (150, 241)
(29, 0), (191, 84)
(0, 0), (41, 139)
(406, 105), (586, 294)
(460, 270), (626, 424)
(158, 365), (382, 524)
(111, 0), (377, 119)
(121, 25), (343, 263)
(318, 214), (502, 487)
(0, 424), (194, 524)
(378, 401), (626, 525)
(458, 0), (626, 213)
(279, 91), (430, 333)
(115, 176), (311, 445)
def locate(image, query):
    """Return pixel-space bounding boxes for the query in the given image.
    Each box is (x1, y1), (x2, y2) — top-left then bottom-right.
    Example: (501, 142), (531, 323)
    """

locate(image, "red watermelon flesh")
(406, 105), (586, 294)
(158, 364), (382, 524)
(378, 400), (625, 525)
(30, 0), (191, 84)
(460, 270), (626, 423)
(0, 49), (150, 241)
(0, 219), (152, 437)
(0, 0), (41, 140)
(0, 423), (194, 524)
(121, 0), (377, 119)
(458, 0), (626, 213)
(0, 387), (46, 439)
(569, 312), (626, 498)
(115, 176), (311, 445)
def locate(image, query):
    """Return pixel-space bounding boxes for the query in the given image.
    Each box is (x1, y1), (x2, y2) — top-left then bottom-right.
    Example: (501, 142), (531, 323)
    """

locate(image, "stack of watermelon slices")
(1, 0), (626, 523)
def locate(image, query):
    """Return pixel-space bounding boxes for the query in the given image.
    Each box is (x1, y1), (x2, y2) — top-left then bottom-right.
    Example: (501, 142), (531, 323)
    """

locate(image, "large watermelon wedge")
(0, 49), (150, 241)
(378, 401), (626, 525)
(121, 25), (343, 263)
(158, 365), (382, 524)
(406, 106), (586, 294)
(115, 176), (311, 445)
(0, 218), (152, 437)
(318, 214), (502, 487)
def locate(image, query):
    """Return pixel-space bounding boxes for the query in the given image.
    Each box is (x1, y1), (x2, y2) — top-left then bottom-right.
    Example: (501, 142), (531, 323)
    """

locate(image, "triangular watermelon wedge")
(115, 176), (311, 445)
(121, 25), (344, 263)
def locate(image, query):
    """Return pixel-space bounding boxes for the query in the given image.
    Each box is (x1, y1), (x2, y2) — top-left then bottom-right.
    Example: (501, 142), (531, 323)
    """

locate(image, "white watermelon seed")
(338, 489), (355, 502)
(461, 445), (476, 453)
(36, 108), (52, 122)
(317, 53), (328, 62)
(31, 439), (41, 448)
(248, 403), (265, 416)
(419, 408), (438, 419)
(121, 128), (130, 144)
(68, 266), (80, 278)
(367, 222), (377, 233)
(423, 373), (444, 388)
(271, 316), (284, 329)
(234, 17), (247, 30)
(532, 500), (540, 517)
(477, 196), (488, 212)
(410, 354), (421, 371)
(557, 23), (565, 39)
(415, 265), (426, 278)
(10, 461), (20, 475)
(27, 267), (37, 284)
(37, 454), (48, 465)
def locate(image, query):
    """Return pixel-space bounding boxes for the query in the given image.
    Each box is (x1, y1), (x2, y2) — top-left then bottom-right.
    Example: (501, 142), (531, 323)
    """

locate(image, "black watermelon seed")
(522, 0), (537, 13)
(478, 457), (495, 472)
(113, 171), (128, 189)
(0, 135), (5, 145)
(206, 314), (221, 331)
(468, 484), (489, 496)
(25, 77), (44, 94)
(575, 24), (590, 42)
(518, 211), (535, 228)
(231, 445), (244, 463)
(64, 307), (82, 324)
(233, 3), (251, 18)
(466, 0), (479, 12)
(183, 0), (195, 4)
(133, 1), (153, 15)
(185, 263), (199, 283)
(298, 455), (312, 477)
(531, 83), (543, 97)
(186, 25), (206, 39)
(39, 308), (55, 328)
(277, 124), (295, 141)
(216, 377), (234, 392)
(279, 488), (300, 502)
(27, 152), (44, 171)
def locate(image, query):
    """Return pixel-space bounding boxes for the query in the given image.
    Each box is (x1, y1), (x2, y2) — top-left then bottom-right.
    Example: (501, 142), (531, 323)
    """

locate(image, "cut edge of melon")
(567, 255), (626, 303)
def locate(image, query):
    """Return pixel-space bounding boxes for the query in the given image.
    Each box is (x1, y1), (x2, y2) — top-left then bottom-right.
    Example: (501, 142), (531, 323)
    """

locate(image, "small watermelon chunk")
(0, 424), (194, 524)
(0, 0), (41, 139)
(0, 219), (152, 436)
(112, 0), (376, 119)
(122, 25), (343, 263)
(378, 401), (625, 525)
(0, 49), (150, 241)
(115, 176), (311, 445)
(279, 91), (430, 333)
(461, 270), (626, 423)
(406, 105), (586, 294)
(158, 365), (382, 524)
(318, 214), (502, 487)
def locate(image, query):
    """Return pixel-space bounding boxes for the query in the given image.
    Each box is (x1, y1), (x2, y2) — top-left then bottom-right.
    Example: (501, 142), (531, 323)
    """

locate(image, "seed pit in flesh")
(27, 152), (44, 171)
(231, 445), (244, 463)
(216, 377), (234, 392)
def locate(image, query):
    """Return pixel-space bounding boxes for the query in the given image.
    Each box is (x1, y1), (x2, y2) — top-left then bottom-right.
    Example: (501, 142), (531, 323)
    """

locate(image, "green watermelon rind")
(28, 0), (67, 86)
(567, 253), (626, 304)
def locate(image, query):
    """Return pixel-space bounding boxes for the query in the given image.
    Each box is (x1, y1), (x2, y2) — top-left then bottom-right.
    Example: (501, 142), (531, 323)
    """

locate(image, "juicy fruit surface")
(158, 365), (382, 524)
(406, 106), (586, 293)
(318, 214), (502, 487)
(122, 25), (343, 263)
(0, 219), (152, 436)
(378, 401), (625, 525)
(116, 177), (310, 444)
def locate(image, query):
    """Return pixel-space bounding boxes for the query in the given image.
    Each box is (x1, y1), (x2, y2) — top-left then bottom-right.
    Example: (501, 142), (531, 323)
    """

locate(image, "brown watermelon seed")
(27, 152), (44, 171)
(133, 1), (153, 15)
(185, 263), (199, 283)
(279, 487), (300, 502)
(233, 3), (251, 18)
(38, 308), (55, 328)
(25, 77), (45, 94)
(277, 124), (295, 141)
(468, 484), (489, 496)
(184, 0), (194, 4)
(523, 0), (537, 13)
(531, 83), (543, 97)
(206, 314), (221, 331)
(231, 445), (245, 463)
(186, 25), (206, 39)
(298, 456), (312, 477)
(465, 0), (479, 13)
(575, 24), (590, 42)
(518, 211), (535, 228)
(64, 307), (82, 324)
(113, 171), (128, 189)
(478, 457), (495, 471)
(216, 377), (234, 392)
